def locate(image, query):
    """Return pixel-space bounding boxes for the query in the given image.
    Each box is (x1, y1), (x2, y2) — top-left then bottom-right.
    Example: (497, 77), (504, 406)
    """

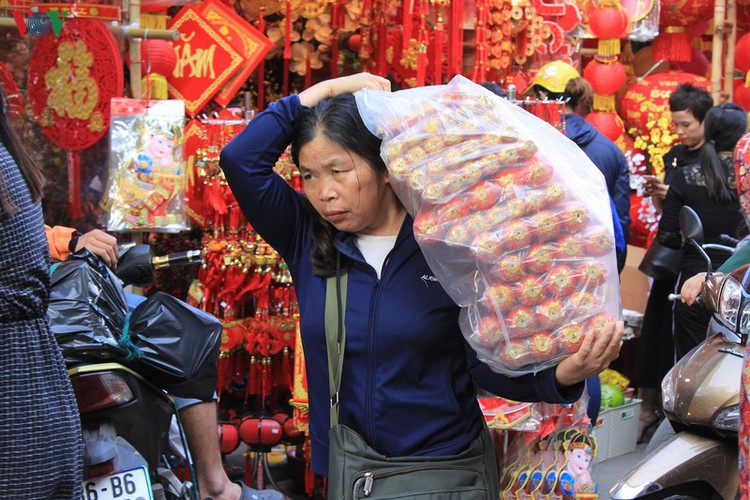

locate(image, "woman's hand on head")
(298, 73), (391, 108)
(681, 272), (708, 305)
(554, 320), (624, 387)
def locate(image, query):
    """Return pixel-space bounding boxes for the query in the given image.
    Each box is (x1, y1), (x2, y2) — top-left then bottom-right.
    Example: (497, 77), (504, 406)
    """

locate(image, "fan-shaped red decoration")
(586, 112), (624, 141)
(583, 60), (627, 95)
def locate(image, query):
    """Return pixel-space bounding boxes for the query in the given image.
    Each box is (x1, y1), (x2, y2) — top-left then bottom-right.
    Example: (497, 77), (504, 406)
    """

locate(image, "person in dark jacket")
(635, 83), (714, 443)
(220, 73), (624, 487)
(658, 102), (747, 359)
(530, 69), (630, 270)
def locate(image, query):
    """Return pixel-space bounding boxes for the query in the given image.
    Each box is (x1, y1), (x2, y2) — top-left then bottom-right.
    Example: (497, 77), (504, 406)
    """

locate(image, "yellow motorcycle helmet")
(529, 61), (580, 94)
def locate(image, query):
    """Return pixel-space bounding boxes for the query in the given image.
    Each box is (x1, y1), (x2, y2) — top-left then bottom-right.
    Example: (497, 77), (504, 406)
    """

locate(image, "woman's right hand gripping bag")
(355, 76), (621, 376)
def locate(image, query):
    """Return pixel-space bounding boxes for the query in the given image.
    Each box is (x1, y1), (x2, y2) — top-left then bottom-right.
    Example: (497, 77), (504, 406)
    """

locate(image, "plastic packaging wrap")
(48, 250), (129, 361)
(106, 98), (188, 233)
(625, 0), (660, 43)
(355, 75), (621, 375)
(129, 291), (222, 400)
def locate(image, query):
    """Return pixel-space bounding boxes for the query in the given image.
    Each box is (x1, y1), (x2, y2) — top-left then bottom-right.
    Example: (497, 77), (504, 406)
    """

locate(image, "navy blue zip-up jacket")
(220, 94), (584, 477)
(565, 114), (631, 243)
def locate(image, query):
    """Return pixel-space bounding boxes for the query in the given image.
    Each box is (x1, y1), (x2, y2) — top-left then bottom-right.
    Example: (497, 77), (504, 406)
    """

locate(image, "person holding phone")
(633, 83), (714, 443)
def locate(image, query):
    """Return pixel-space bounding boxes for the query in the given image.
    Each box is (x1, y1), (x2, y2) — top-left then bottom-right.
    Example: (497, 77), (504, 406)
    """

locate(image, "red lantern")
(586, 112), (625, 141)
(588, 4), (630, 55)
(589, 5), (630, 37)
(736, 33), (750, 74)
(131, 39), (176, 100)
(584, 60), (627, 95)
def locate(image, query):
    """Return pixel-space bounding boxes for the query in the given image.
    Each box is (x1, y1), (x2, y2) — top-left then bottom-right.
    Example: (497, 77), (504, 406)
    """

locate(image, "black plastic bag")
(48, 250), (129, 360)
(128, 292), (222, 401)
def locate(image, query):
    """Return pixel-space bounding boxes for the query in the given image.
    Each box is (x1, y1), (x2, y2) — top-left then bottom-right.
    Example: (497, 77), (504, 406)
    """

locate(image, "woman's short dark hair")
(291, 93), (386, 276)
(668, 83), (713, 123)
(700, 102), (747, 202)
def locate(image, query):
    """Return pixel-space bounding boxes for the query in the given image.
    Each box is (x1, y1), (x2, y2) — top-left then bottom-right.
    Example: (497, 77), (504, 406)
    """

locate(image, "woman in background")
(658, 102), (747, 359)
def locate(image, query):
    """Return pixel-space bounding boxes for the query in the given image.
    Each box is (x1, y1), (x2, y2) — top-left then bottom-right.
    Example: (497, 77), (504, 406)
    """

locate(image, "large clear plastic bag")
(355, 75), (621, 375)
(105, 99), (189, 233)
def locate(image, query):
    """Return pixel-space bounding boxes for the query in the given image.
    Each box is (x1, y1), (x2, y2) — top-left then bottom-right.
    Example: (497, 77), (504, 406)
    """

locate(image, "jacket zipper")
(352, 464), (490, 499)
(365, 255), (391, 448)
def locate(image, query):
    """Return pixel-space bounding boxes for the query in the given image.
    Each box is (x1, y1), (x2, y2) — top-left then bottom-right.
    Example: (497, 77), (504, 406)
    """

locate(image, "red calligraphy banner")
(34, 3), (122, 20)
(167, 7), (245, 117)
(199, 0), (273, 108)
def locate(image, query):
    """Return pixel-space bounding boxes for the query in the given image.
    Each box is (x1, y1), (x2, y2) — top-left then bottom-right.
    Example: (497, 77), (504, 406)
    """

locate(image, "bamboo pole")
(711, 0), (727, 104)
(128, 0), (142, 99)
(725, 0), (738, 101)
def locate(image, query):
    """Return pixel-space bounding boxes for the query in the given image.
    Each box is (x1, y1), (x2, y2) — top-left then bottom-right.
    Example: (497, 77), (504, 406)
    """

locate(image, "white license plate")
(82, 466), (153, 500)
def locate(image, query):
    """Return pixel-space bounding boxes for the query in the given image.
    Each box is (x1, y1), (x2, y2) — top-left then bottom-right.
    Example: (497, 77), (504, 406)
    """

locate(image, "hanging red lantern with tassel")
(584, 59), (627, 96)
(588, 0), (630, 56)
(127, 39), (176, 100)
(652, 0), (713, 62)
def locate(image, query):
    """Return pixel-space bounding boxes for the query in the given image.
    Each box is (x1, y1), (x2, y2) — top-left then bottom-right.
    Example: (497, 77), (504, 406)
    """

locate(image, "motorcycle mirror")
(116, 243), (155, 287)
(679, 206), (704, 244)
(679, 206), (713, 275)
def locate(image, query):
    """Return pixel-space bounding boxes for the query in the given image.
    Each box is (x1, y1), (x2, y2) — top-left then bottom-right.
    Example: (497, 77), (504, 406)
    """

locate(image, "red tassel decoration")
(402, 0), (413, 51)
(652, 28), (692, 62)
(283, 0), (292, 95)
(257, 7), (266, 110)
(67, 151), (82, 219)
(376, 9), (388, 77)
(305, 52), (312, 89)
(433, 8), (444, 84)
(450, 0), (463, 76)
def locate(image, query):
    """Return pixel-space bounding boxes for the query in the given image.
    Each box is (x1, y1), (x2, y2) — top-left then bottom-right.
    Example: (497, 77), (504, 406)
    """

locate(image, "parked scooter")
(54, 244), (202, 500)
(610, 206), (743, 499)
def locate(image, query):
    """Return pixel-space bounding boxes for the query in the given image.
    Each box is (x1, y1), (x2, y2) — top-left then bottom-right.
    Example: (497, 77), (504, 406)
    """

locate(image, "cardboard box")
(621, 245), (651, 315)
(592, 398), (641, 464)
